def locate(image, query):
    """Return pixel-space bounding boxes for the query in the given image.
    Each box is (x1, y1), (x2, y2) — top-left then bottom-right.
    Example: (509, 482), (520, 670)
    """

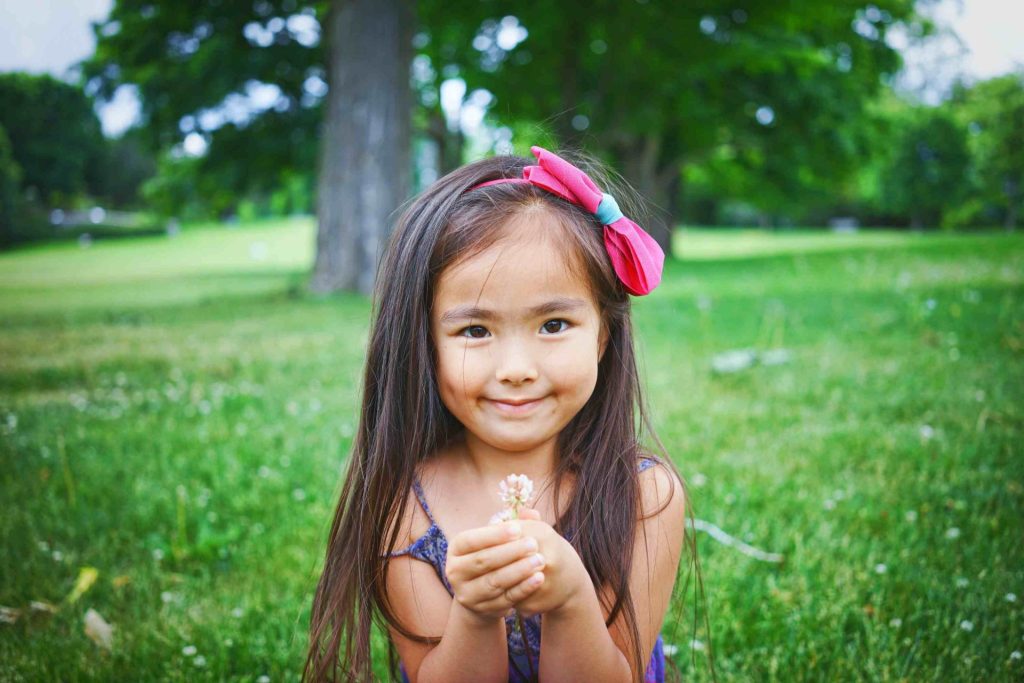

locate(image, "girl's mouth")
(487, 397), (545, 415)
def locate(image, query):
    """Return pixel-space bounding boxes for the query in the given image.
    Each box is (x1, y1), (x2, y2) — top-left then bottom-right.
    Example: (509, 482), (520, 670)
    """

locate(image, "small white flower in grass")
(224, 638), (234, 647)
(925, 298), (937, 311)
(945, 527), (961, 540)
(152, 549), (164, 561)
(231, 607), (244, 618)
(919, 424), (935, 440)
(689, 638), (706, 651)
(182, 645), (197, 656)
(823, 499), (836, 511)
(257, 465), (272, 478)
(905, 510), (918, 523)
(956, 577), (969, 588)
(193, 655), (206, 667)
(52, 550), (63, 562)
(662, 643), (679, 657)
(889, 618), (902, 628)
(37, 541), (49, 552)
(874, 563), (887, 575)
(499, 474), (534, 512)
(292, 488), (306, 502)
(691, 472), (707, 488)
(257, 676), (271, 683)
(1011, 651), (1022, 661)
(1006, 593), (1018, 603)
(960, 620), (974, 632)
(161, 591), (176, 604)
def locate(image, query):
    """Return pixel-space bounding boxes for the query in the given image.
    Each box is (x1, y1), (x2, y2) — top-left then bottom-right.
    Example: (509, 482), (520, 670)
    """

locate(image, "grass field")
(1, 220), (1022, 681)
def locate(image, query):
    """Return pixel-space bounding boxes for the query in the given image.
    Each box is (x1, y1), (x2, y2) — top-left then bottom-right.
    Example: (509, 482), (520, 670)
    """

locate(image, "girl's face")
(431, 210), (606, 454)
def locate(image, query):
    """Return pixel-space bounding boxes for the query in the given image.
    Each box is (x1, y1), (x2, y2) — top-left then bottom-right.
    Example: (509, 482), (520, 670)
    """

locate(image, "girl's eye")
(540, 319), (570, 334)
(459, 325), (489, 339)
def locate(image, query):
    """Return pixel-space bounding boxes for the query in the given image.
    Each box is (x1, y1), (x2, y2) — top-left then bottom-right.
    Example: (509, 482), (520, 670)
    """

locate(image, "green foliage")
(0, 72), (105, 204)
(951, 73), (1024, 229)
(1, 223), (1022, 679)
(878, 106), (971, 228)
(0, 125), (22, 243)
(83, 0), (325, 215)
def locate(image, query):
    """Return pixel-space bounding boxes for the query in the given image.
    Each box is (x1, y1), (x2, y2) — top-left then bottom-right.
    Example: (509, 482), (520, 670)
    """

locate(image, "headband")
(467, 146), (664, 296)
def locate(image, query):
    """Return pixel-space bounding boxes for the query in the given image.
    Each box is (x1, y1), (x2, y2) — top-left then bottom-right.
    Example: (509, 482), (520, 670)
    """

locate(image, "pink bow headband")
(467, 146), (664, 296)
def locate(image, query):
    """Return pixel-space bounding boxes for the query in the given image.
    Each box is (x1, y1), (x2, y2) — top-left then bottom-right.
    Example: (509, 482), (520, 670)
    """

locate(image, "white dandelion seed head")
(498, 474), (534, 510)
(959, 619), (974, 632)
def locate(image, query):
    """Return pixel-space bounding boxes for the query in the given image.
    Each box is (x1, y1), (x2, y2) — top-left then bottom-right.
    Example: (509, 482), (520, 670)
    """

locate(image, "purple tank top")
(389, 458), (666, 682)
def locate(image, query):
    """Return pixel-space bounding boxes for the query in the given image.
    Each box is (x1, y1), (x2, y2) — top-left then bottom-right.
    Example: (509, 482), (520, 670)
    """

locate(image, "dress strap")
(411, 477), (439, 527)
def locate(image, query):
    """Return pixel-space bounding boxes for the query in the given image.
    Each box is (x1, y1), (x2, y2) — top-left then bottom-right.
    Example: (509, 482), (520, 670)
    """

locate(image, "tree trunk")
(618, 133), (677, 258)
(311, 0), (413, 295)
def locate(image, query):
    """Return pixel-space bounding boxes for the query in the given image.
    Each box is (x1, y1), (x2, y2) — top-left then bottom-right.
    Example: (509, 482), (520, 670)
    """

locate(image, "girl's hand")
(445, 521), (548, 624)
(510, 511), (590, 619)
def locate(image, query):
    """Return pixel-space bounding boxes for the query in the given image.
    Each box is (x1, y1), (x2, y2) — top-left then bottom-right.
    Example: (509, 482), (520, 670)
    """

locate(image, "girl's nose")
(494, 341), (539, 385)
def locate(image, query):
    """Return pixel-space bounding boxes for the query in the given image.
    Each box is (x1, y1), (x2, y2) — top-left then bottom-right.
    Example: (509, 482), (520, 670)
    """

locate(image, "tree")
(878, 106), (971, 228)
(0, 72), (105, 204)
(419, 0), (922, 241)
(0, 125), (23, 244)
(311, 0), (413, 294)
(952, 73), (1024, 231)
(84, 0), (414, 294)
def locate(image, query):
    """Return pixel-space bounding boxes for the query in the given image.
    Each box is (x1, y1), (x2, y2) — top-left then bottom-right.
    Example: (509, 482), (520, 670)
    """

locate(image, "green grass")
(1, 221), (1022, 681)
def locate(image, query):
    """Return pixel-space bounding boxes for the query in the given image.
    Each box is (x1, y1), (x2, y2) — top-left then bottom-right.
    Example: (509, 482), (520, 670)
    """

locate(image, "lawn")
(1, 220), (1021, 681)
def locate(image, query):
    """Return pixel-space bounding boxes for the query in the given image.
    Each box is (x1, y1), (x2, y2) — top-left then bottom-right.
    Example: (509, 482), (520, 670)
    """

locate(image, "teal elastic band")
(594, 193), (624, 225)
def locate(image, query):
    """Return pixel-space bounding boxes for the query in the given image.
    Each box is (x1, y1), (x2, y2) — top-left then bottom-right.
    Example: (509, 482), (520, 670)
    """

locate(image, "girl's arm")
(386, 555), (508, 683)
(536, 463), (687, 682)
(387, 520), (546, 683)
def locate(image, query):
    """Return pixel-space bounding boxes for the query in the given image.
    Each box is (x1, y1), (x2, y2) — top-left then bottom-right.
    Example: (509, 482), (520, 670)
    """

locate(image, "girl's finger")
(517, 508), (542, 521)
(447, 536), (539, 583)
(474, 570), (545, 614)
(472, 553), (546, 601)
(448, 521), (523, 556)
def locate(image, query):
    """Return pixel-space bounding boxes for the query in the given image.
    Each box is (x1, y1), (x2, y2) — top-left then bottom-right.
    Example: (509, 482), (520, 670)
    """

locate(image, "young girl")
(305, 147), (690, 683)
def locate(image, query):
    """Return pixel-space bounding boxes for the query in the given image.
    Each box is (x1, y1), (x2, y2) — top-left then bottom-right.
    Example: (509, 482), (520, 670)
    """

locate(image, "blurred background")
(1, 1), (1022, 681)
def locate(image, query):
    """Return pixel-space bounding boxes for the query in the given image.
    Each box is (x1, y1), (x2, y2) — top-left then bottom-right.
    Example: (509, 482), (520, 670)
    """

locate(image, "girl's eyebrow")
(439, 297), (588, 324)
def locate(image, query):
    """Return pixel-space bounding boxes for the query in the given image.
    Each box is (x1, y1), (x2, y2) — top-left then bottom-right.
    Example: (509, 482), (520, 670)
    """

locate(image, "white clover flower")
(959, 620), (974, 632)
(662, 643), (679, 657)
(489, 508), (516, 525)
(499, 474), (534, 512)
(1006, 593), (1018, 603)
(689, 639), (706, 651)
(889, 618), (902, 628)
(956, 577), (969, 588)
(945, 527), (961, 540)
(874, 563), (887, 575)
(904, 510), (918, 523)
(257, 676), (271, 683)
(1010, 650), (1022, 661)
(193, 655), (206, 667)
(182, 645), (197, 656)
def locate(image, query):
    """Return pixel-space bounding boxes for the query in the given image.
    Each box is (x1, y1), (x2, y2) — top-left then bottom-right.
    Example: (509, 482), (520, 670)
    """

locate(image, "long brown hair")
(304, 151), (701, 682)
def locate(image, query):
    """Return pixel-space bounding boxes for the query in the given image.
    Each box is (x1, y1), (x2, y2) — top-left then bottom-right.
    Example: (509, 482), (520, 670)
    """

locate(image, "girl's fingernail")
(529, 572), (543, 585)
(524, 538), (538, 553)
(531, 553), (544, 568)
